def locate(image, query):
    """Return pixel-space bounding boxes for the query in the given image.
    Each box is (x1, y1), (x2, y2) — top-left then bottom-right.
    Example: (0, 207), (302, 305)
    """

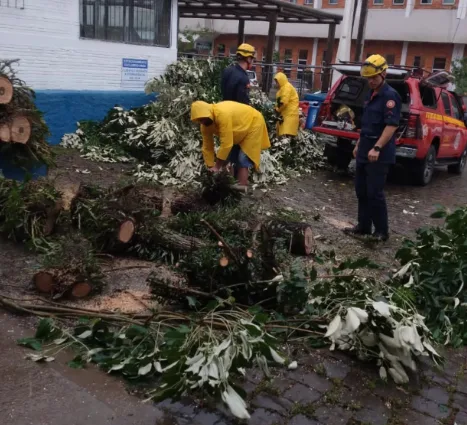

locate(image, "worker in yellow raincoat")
(191, 100), (271, 188)
(274, 72), (299, 137)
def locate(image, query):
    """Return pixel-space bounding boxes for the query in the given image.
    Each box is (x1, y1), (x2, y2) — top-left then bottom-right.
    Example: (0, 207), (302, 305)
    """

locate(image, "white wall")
(0, 0), (178, 91)
(181, 8), (467, 44)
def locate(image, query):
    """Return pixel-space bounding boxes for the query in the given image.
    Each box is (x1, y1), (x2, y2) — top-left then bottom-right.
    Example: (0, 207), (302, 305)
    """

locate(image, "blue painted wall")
(35, 90), (156, 145)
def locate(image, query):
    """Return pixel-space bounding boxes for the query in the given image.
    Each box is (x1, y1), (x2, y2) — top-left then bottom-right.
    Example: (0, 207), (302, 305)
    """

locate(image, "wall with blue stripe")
(35, 90), (156, 145)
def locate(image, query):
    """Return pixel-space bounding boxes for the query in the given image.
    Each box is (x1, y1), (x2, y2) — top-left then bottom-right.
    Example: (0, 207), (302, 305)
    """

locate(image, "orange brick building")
(181, 0), (466, 90)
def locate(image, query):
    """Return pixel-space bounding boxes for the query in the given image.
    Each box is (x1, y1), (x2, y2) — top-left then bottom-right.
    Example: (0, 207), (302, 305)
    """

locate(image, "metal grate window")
(0, 0), (25, 8)
(80, 0), (172, 48)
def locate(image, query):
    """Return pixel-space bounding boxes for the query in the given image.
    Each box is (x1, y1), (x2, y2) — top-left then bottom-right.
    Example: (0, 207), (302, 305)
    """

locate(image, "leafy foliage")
(20, 310), (290, 420)
(61, 57), (323, 187)
(452, 58), (467, 96)
(394, 207), (467, 347)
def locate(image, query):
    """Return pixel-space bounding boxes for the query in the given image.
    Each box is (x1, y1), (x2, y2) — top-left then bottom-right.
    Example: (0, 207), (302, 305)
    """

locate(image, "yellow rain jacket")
(191, 101), (271, 170)
(275, 72), (299, 137)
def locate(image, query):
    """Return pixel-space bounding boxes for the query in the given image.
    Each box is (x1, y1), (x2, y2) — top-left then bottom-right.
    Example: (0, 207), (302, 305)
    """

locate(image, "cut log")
(33, 271), (56, 294)
(139, 219), (208, 253)
(71, 282), (93, 298)
(118, 219), (136, 244)
(267, 221), (315, 256)
(219, 257), (229, 267)
(0, 75), (13, 104)
(246, 249), (254, 259)
(10, 116), (31, 144)
(0, 124), (11, 142)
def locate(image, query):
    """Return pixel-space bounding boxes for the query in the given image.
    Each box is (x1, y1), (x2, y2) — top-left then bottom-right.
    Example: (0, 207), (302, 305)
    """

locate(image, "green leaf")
(68, 356), (86, 369)
(35, 318), (54, 339)
(17, 337), (42, 351)
(431, 210), (447, 219)
(186, 296), (200, 308)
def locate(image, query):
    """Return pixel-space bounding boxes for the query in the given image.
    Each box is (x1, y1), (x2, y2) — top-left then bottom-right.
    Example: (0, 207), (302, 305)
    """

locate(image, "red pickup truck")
(312, 65), (467, 185)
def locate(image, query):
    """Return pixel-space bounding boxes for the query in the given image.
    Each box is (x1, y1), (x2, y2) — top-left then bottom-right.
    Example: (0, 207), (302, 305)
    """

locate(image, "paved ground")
(1, 156), (467, 425)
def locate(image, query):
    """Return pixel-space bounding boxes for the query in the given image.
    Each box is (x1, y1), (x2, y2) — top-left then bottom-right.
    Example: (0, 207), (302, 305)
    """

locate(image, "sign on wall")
(121, 58), (148, 89)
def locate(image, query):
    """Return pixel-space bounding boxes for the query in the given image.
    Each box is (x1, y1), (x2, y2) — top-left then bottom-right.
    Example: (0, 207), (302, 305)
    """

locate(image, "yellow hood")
(274, 72), (288, 88)
(191, 101), (214, 122)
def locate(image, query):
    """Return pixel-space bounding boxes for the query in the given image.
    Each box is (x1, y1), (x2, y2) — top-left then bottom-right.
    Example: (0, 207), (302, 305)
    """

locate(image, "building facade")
(0, 0), (178, 143)
(181, 0), (466, 90)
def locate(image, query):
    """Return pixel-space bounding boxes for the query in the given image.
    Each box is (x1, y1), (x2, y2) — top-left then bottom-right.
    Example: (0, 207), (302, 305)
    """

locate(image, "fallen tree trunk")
(265, 221), (316, 256)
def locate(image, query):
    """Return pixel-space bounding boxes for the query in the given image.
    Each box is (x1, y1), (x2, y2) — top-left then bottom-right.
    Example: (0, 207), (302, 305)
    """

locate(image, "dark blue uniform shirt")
(221, 63), (250, 105)
(357, 82), (402, 164)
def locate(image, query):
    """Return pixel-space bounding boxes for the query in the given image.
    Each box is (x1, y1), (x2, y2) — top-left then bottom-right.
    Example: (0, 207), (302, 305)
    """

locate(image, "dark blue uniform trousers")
(355, 162), (389, 236)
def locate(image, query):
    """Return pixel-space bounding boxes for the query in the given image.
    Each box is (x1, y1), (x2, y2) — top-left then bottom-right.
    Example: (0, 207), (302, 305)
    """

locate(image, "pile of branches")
(61, 57), (323, 187)
(392, 207), (467, 347)
(0, 59), (54, 168)
(0, 177), (62, 244)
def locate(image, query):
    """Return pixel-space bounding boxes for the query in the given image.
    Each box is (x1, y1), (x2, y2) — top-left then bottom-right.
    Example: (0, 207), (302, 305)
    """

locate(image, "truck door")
(439, 91), (458, 157)
(447, 92), (467, 156)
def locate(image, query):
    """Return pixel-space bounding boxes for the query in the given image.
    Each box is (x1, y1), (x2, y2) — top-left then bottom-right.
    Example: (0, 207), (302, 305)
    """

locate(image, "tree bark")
(266, 221), (315, 256)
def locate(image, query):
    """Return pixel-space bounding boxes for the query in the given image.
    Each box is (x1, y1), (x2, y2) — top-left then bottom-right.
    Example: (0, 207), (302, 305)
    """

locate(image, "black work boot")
(343, 226), (371, 237)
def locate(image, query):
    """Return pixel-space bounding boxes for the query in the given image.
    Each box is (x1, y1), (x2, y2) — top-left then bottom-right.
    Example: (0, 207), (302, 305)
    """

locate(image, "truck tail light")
(405, 113), (422, 139)
(317, 102), (331, 125)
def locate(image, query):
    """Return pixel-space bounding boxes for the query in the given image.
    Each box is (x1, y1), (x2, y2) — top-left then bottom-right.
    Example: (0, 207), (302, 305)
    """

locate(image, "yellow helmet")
(236, 43), (256, 58)
(361, 54), (388, 78)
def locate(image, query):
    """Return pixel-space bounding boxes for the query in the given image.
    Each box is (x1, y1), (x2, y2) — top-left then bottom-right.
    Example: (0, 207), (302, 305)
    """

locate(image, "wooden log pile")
(0, 60), (53, 167)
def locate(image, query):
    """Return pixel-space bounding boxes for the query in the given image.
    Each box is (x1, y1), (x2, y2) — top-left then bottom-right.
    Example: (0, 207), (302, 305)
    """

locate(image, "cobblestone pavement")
(157, 348), (467, 425)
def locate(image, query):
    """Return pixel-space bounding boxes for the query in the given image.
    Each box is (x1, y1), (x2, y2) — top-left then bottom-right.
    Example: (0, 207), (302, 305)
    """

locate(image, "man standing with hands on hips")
(344, 54), (401, 242)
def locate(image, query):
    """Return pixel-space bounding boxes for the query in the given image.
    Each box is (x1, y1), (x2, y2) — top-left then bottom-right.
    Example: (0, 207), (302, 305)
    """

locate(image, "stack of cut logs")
(0, 74), (32, 144)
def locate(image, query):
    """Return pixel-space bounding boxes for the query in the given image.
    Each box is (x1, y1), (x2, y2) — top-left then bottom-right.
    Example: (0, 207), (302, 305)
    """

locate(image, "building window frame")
(393, 0), (405, 5)
(433, 57), (447, 72)
(304, 0), (314, 4)
(328, 0), (338, 5)
(442, 0), (455, 4)
(373, 0), (384, 5)
(79, 0), (172, 48)
(420, 0), (432, 5)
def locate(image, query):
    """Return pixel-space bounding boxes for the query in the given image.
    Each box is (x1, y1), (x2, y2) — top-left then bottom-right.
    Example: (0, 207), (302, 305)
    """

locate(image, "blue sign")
(121, 58), (149, 88)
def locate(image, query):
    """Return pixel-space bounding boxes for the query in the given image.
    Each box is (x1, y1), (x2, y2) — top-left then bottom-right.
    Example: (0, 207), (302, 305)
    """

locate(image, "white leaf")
(380, 334), (402, 349)
(154, 361), (162, 373)
(393, 261), (412, 278)
(288, 361), (298, 370)
(348, 307), (368, 323)
(388, 367), (408, 384)
(344, 308), (361, 333)
(138, 363), (152, 376)
(214, 338), (231, 356)
(325, 314), (342, 338)
(53, 337), (68, 345)
(77, 330), (92, 339)
(221, 385), (250, 419)
(372, 301), (391, 318)
(269, 347), (285, 364)
(185, 353), (204, 366)
(423, 341), (440, 357)
(379, 366), (387, 381)
(454, 298), (460, 308)
(208, 362), (219, 379)
(271, 274), (284, 283)
(45, 357), (55, 362)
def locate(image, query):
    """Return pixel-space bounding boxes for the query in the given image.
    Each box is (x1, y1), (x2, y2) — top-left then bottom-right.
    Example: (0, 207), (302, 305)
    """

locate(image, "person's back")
(274, 72), (300, 137)
(220, 43), (256, 105)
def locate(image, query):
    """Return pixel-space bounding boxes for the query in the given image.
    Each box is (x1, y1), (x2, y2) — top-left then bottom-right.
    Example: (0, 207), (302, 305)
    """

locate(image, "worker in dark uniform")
(344, 54), (401, 242)
(221, 43), (256, 105)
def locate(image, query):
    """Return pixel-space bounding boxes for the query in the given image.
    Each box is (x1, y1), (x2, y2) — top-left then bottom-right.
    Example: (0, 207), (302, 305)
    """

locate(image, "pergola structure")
(178, 0), (343, 92)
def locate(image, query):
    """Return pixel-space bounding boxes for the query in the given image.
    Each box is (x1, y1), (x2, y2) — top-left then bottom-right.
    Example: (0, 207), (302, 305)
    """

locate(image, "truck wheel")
(448, 148), (467, 175)
(412, 145), (436, 186)
(324, 144), (352, 170)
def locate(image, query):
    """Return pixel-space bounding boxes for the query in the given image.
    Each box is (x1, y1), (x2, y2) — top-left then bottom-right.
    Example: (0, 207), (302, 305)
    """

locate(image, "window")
(419, 85), (437, 109)
(79, 0), (171, 47)
(218, 44), (226, 58)
(304, 0), (314, 4)
(393, 0), (405, 4)
(441, 92), (452, 116)
(420, 0), (432, 4)
(451, 96), (462, 120)
(328, 0), (338, 4)
(433, 57), (447, 72)
(298, 50), (308, 80)
(413, 56), (422, 68)
(442, 0), (455, 3)
(229, 46), (237, 58)
(386, 54), (395, 65)
(373, 0), (384, 5)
